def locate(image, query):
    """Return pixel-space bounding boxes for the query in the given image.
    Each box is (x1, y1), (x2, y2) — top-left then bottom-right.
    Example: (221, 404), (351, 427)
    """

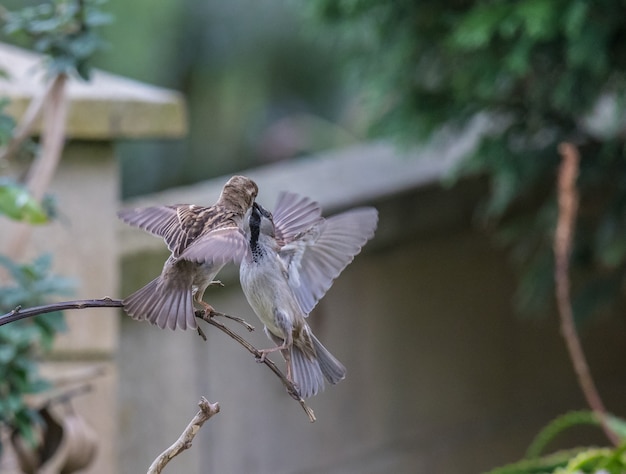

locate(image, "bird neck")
(249, 222), (262, 261)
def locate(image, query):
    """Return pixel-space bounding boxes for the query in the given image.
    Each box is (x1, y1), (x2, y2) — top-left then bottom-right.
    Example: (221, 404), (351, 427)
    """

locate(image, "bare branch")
(147, 397), (220, 474)
(0, 299), (316, 422)
(554, 142), (619, 446)
(0, 75), (61, 164)
(198, 311), (316, 422)
(5, 73), (69, 259)
(0, 298), (123, 326)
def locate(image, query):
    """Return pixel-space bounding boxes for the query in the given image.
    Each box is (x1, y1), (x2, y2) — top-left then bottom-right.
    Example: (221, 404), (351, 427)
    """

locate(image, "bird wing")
(117, 205), (190, 255)
(179, 225), (250, 266)
(118, 204), (234, 257)
(272, 191), (323, 245)
(278, 207), (379, 315)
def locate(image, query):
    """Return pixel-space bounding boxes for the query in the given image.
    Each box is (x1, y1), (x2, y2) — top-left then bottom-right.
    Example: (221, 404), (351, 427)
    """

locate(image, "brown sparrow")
(239, 193), (378, 398)
(119, 175), (258, 330)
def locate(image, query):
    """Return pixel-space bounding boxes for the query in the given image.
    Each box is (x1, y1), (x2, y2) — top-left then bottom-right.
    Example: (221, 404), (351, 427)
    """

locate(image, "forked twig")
(554, 143), (619, 446)
(147, 397), (220, 474)
(0, 299), (316, 422)
(197, 311), (316, 422)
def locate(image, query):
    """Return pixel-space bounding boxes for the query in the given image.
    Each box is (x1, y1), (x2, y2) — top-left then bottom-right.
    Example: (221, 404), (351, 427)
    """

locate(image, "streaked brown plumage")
(119, 175), (258, 330)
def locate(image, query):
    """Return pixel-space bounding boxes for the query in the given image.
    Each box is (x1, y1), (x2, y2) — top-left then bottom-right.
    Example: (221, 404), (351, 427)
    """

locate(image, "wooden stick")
(198, 311), (316, 422)
(4, 73), (69, 259)
(554, 142), (619, 446)
(146, 397), (220, 474)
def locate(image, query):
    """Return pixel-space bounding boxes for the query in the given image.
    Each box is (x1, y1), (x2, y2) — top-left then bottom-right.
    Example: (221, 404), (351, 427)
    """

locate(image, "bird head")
(218, 176), (259, 213)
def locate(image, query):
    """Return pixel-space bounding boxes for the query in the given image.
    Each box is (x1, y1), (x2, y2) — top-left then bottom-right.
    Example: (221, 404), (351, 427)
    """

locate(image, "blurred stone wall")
(117, 171), (626, 473)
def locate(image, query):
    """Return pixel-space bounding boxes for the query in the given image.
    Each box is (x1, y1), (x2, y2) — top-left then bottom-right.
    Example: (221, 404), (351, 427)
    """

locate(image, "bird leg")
(281, 347), (292, 382)
(194, 282), (221, 316)
(260, 327), (294, 383)
(257, 342), (290, 363)
(193, 296), (255, 331)
(196, 298), (216, 316)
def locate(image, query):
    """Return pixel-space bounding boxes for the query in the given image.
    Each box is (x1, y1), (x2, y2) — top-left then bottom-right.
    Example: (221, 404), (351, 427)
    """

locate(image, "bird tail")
(122, 276), (196, 330)
(291, 333), (346, 399)
(311, 333), (346, 385)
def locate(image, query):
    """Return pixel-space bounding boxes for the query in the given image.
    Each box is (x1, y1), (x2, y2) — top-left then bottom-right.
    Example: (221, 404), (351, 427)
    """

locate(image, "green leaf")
(0, 181), (49, 224)
(563, 1), (588, 38)
(483, 448), (582, 474)
(514, 0), (558, 40)
(606, 415), (626, 441)
(85, 9), (114, 27)
(527, 411), (601, 458)
(450, 4), (510, 50)
(505, 39), (533, 76)
(13, 409), (38, 447)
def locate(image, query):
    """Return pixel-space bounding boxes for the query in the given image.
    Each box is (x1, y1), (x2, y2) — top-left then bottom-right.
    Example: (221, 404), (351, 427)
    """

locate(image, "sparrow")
(239, 192), (378, 398)
(118, 175), (258, 330)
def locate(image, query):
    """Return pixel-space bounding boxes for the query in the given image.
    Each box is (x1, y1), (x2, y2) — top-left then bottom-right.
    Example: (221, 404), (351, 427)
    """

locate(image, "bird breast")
(240, 253), (302, 337)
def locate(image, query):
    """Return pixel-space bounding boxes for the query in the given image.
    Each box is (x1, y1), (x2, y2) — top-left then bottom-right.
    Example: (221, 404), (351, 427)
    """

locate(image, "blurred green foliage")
(309, 0), (626, 323)
(91, 0), (356, 197)
(0, 255), (73, 451)
(0, 110), (72, 445)
(486, 409), (626, 473)
(0, 0), (105, 452)
(2, 0), (112, 79)
(309, 1), (626, 472)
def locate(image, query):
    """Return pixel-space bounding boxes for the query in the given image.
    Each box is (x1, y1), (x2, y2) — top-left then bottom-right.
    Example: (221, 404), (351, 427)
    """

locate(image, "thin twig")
(212, 311), (255, 332)
(0, 75), (60, 163)
(147, 397), (220, 474)
(0, 298), (123, 326)
(6, 73), (69, 259)
(25, 73), (69, 201)
(197, 311), (316, 422)
(0, 299), (316, 421)
(554, 142), (619, 446)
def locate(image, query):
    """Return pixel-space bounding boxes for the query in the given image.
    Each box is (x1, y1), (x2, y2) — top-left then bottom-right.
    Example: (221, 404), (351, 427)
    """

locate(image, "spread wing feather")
(180, 226), (250, 265)
(117, 206), (185, 254)
(272, 191), (323, 245)
(118, 204), (233, 257)
(277, 207), (378, 315)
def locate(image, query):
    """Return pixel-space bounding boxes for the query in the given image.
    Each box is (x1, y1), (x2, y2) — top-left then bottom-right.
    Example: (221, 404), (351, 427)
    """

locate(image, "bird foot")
(197, 301), (216, 316)
(209, 280), (224, 287)
(256, 345), (288, 363)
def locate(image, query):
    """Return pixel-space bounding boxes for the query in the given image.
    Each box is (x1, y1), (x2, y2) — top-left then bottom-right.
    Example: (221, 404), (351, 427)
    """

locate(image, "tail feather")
(290, 333), (346, 398)
(311, 334), (346, 384)
(291, 346), (325, 399)
(123, 276), (196, 330)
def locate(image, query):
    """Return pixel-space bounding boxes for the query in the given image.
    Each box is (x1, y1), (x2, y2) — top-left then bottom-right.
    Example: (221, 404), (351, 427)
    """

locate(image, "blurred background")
(95, 0), (359, 198)
(2, 0), (626, 473)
